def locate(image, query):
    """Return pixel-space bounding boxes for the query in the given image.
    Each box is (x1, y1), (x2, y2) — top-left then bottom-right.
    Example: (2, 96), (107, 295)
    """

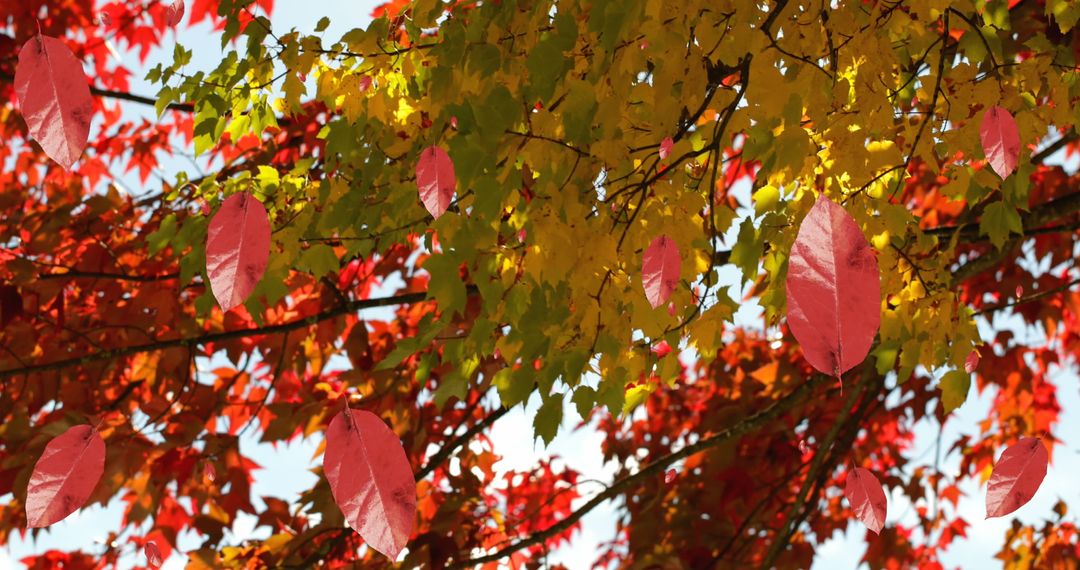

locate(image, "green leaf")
(622, 384), (650, 415)
(1048, 0), (1080, 32)
(422, 252), (467, 317)
(434, 369), (468, 408)
(526, 40), (569, 102)
(375, 315), (443, 371)
(571, 386), (596, 421)
(596, 371), (627, 417)
(466, 43), (501, 77)
(752, 185), (780, 217)
(939, 370), (971, 413)
(730, 217), (763, 283)
(873, 341), (899, 376)
(979, 201), (1023, 249)
(155, 86), (176, 117)
(298, 244), (339, 280)
(533, 392), (564, 445)
(147, 214), (178, 255)
(494, 367), (532, 409)
(474, 85), (518, 141)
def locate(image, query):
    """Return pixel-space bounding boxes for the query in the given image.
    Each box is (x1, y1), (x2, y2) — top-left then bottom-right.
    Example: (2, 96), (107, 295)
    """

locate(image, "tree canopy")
(2, 0), (1080, 567)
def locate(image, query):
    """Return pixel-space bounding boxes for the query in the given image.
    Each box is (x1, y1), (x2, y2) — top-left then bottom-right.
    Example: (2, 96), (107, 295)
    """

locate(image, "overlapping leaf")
(844, 467), (887, 534)
(206, 192), (271, 311)
(786, 196), (881, 376)
(14, 34), (93, 170)
(416, 146), (456, 219)
(986, 437), (1048, 518)
(642, 235), (680, 309)
(145, 541), (163, 569)
(25, 425), (106, 528)
(324, 408), (416, 560)
(965, 350), (980, 373)
(979, 105), (1021, 179)
(165, 0), (186, 27)
(659, 136), (673, 160)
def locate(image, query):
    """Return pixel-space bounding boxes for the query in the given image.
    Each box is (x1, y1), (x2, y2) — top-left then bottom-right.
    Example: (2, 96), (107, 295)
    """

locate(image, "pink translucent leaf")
(359, 75), (373, 93)
(664, 469), (676, 484)
(324, 408), (416, 560)
(659, 136), (673, 160)
(979, 105), (1020, 180)
(964, 350), (980, 374)
(1016, 285), (1023, 299)
(206, 192), (271, 311)
(844, 467), (887, 534)
(986, 437), (1048, 518)
(415, 146), (456, 219)
(26, 425), (106, 528)
(14, 35), (93, 170)
(203, 461), (216, 484)
(642, 235), (680, 309)
(145, 541), (163, 569)
(165, 0), (185, 27)
(786, 196), (881, 376)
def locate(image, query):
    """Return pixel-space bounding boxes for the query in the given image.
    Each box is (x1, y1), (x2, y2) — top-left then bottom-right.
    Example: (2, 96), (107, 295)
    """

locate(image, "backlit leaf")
(965, 350), (980, 374)
(145, 541), (164, 569)
(786, 196), (881, 376)
(986, 437), (1048, 518)
(206, 192), (271, 311)
(979, 106), (1020, 180)
(844, 467), (887, 534)
(939, 370), (971, 413)
(416, 146), (456, 219)
(659, 136), (673, 160)
(25, 425), (106, 528)
(979, 201), (1023, 249)
(324, 408), (416, 560)
(165, 0), (185, 27)
(642, 235), (680, 309)
(14, 35), (93, 170)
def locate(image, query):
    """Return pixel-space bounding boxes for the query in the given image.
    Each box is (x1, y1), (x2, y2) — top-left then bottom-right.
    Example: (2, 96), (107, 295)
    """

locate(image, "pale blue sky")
(4, 2), (1076, 568)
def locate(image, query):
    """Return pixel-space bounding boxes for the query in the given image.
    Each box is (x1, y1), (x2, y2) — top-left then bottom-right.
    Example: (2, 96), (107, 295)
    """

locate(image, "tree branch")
(760, 362), (878, 568)
(0, 287), (475, 379)
(416, 406), (509, 480)
(949, 190), (1080, 283)
(36, 270), (181, 282)
(449, 372), (831, 568)
(974, 275), (1080, 316)
(1030, 129), (1077, 165)
(0, 71), (193, 112)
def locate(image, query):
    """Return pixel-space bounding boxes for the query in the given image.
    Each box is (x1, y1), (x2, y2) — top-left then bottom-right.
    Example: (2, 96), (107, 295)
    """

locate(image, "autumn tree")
(2, 0), (1080, 568)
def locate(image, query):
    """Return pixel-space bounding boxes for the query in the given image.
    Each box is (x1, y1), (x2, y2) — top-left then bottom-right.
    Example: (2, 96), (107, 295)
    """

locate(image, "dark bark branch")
(449, 373), (831, 568)
(760, 363), (880, 568)
(416, 406), (510, 480)
(926, 189), (1080, 242)
(1030, 129), (1077, 165)
(0, 71), (193, 112)
(974, 275), (1080, 316)
(950, 190), (1080, 283)
(37, 270), (180, 282)
(13, 183), (1078, 379)
(0, 287), (474, 379)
